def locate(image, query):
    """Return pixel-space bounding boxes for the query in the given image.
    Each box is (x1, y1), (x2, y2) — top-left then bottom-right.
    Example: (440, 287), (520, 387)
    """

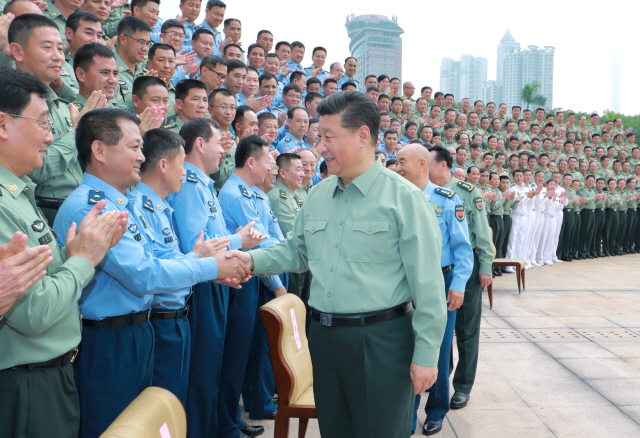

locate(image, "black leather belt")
(150, 306), (189, 320)
(310, 302), (412, 327)
(490, 214), (503, 218)
(35, 197), (64, 210)
(564, 208), (573, 211)
(442, 263), (454, 274)
(9, 349), (78, 370)
(620, 211), (627, 214)
(582, 208), (594, 211)
(82, 310), (151, 328)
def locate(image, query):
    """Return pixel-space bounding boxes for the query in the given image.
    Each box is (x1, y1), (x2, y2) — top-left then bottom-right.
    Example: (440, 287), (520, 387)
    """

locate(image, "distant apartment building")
(440, 55), (488, 103)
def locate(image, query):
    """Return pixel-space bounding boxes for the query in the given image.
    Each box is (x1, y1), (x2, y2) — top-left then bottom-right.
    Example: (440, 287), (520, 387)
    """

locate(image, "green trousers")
(0, 363), (79, 438)
(308, 310), (415, 438)
(452, 252), (482, 393)
(591, 208), (606, 256)
(578, 209), (595, 257)
(558, 209), (574, 259)
(489, 215), (504, 273)
(617, 211), (628, 253)
(500, 215), (512, 271)
(626, 209), (638, 251)
(571, 211), (581, 256)
(603, 209), (618, 256)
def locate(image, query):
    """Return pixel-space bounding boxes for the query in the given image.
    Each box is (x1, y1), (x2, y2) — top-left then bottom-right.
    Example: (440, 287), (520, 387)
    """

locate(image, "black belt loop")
(441, 263), (455, 274)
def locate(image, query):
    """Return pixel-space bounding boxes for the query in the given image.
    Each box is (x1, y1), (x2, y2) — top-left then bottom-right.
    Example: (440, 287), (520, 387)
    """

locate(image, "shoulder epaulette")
(186, 170), (198, 183)
(73, 102), (83, 110)
(255, 192), (264, 200)
(88, 190), (105, 204)
(239, 185), (252, 199)
(434, 187), (454, 198)
(162, 123), (177, 129)
(142, 195), (154, 212)
(457, 181), (474, 192)
(280, 189), (287, 199)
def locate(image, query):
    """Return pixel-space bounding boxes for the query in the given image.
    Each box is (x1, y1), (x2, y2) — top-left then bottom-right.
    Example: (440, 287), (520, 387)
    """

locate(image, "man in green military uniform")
(268, 153), (311, 307)
(112, 16), (151, 112)
(577, 175), (596, 258)
(441, 123), (459, 149)
(230, 91), (447, 438)
(428, 145), (494, 409)
(9, 14), (108, 224)
(162, 79), (208, 133)
(43, 0), (76, 41)
(0, 65), (126, 438)
(487, 172), (509, 276)
(72, 43), (119, 111)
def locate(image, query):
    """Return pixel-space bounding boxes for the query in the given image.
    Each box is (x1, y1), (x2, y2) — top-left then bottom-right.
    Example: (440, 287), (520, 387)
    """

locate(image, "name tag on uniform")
(164, 237), (174, 244)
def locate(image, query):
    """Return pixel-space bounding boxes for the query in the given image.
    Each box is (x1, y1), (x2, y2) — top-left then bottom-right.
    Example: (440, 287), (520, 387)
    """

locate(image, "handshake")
(213, 250), (256, 289)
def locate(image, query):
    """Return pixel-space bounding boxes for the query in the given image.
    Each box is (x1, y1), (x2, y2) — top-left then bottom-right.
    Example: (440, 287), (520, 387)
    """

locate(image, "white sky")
(161, 0), (640, 116)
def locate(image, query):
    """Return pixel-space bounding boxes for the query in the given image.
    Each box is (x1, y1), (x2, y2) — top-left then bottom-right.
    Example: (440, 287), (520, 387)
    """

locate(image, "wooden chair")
(260, 294), (316, 438)
(485, 229), (526, 309)
(100, 387), (186, 438)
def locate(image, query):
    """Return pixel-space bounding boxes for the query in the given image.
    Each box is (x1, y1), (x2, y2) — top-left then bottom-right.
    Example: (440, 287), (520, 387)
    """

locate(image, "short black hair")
(232, 104), (255, 133)
(207, 87), (233, 106)
(0, 65), (49, 116)
(304, 92), (322, 105)
(247, 42), (265, 56)
(133, 75), (166, 99)
(131, 0), (160, 11)
(8, 14), (58, 47)
(257, 111), (276, 127)
(76, 108), (140, 165)
(148, 43), (176, 60)
(200, 55), (227, 73)
(283, 84), (301, 95)
(322, 78), (338, 87)
(276, 152), (301, 171)
(180, 117), (220, 155)
(66, 11), (101, 34)
(140, 128), (185, 173)
(287, 106), (309, 120)
(206, 0), (226, 9)
(192, 28), (214, 42)
(175, 79), (207, 101)
(117, 16), (151, 36)
(258, 72), (277, 86)
(226, 59), (247, 74)
(316, 91), (379, 147)
(235, 134), (268, 168)
(427, 145), (453, 169)
(73, 42), (115, 75)
(289, 70), (307, 83)
(161, 19), (185, 33)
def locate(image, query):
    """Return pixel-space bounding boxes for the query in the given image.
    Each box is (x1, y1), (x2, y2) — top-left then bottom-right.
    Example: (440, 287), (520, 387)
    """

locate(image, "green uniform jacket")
(268, 180), (302, 238)
(251, 159), (446, 367)
(28, 89), (82, 201)
(113, 51), (144, 113)
(212, 141), (237, 193)
(445, 177), (494, 276)
(578, 186), (596, 209)
(43, 0), (68, 42)
(161, 113), (185, 134)
(0, 165), (94, 369)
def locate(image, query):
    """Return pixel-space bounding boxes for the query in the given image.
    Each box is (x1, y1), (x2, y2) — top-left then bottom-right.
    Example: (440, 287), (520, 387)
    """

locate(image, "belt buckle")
(70, 349), (79, 364)
(319, 313), (332, 327)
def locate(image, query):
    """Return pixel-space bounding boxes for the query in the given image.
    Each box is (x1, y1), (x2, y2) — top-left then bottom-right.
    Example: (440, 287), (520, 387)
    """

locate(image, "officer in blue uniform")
(242, 154), (287, 422)
(395, 144), (473, 436)
(274, 108), (311, 154)
(53, 109), (240, 438)
(168, 118), (263, 438)
(217, 135), (287, 436)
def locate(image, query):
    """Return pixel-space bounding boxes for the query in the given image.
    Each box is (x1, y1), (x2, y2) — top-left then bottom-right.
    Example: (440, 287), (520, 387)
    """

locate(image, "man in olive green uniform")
(591, 177), (608, 257)
(488, 173), (508, 276)
(577, 175), (596, 258)
(268, 153), (310, 307)
(112, 17), (151, 112)
(624, 178), (637, 253)
(0, 65), (125, 438)
(230, 92), (447, 438)
(428, 145), (494, 409)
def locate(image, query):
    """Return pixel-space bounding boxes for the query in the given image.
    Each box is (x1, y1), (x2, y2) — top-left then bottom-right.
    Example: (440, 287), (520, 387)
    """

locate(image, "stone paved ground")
(241, 253), (640, 437)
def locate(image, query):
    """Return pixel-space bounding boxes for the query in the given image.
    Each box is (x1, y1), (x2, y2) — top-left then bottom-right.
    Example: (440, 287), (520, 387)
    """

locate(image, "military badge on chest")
(32, 219), (46, 232)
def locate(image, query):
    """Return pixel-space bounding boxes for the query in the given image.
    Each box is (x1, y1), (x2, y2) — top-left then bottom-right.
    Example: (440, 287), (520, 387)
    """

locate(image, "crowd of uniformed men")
(0, 0), (637, 437)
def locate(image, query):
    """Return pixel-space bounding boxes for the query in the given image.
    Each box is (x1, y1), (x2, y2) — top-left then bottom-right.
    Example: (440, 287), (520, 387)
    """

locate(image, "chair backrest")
(260, 294), (313, 407)
(100, 387), (186, 438)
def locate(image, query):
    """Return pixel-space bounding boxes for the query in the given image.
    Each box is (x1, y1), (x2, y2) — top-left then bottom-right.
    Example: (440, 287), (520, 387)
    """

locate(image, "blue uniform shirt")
(337, 75), (361, 91)
(133, 182), (192, 310)
(150, 19), (163, 44)
(181, 21), (199, 53)
(168, 162), (242, 254)
(199, 21), (223, 56)
(253, 186), (284, 243)
(275, 132), (310, 154)
(236, 93), (247, 107)
(279, 60), (303, 85)
(53, 174), (218, 320)
(218, 174), (282, 291)
(377, 145), (396, 159)
(303, 66), (330, 83)
(423, 181), (473, 293)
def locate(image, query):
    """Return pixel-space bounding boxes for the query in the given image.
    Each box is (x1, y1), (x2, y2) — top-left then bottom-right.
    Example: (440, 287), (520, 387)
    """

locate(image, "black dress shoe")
(422, 420), (443, 436)
(574, 256), (583, 260)
(240, 424), (265, 437)
(450, 392), (469, 409)
(494, 270), (502, 277)
(258, 410), (277, 420)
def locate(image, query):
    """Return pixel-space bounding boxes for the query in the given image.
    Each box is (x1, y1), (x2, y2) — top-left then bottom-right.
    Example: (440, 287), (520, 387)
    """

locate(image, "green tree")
(520, 81), (547, 109)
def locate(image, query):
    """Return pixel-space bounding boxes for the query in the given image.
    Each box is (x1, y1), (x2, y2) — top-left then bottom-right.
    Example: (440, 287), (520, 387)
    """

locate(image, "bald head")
(5, 0), (43, 16)
(396, 143), (430, 190)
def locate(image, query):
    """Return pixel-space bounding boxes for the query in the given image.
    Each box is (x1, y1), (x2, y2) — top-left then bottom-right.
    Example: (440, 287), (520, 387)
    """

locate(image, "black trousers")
(500, 215), (512, 271)
(603, 209), (619, 256)
(591, 208), (606, 256)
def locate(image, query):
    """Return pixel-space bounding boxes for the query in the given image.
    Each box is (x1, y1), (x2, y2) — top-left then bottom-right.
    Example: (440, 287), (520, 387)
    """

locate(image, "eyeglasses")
(123, 34), (152, 48)
(162, 30), (185, 39)
(6, 114), (54, 132)
(203, 65), (227, 81)
(211, 105), (236, 112)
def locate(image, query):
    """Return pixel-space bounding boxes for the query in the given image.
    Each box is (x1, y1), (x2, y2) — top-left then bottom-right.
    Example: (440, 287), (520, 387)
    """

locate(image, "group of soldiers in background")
(0, 0), (637, 437)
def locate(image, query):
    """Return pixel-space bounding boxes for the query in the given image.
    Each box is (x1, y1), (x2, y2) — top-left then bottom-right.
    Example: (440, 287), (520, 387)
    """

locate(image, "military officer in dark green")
(591, 177), (608, 257)
(72, 43), (120, 112)
(229, 91), (447, 438)
(428, 145), (494, 409)
(577, 175), (597, 258)
(624, 177), (638, 253)
(112, 17), (151, 112)
(8, 14), (108, 224)
(0, 65), (126, 438)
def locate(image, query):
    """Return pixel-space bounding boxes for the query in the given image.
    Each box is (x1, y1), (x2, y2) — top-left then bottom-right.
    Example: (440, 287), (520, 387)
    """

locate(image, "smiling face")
(77, 55), (119, 100)
(100, 119), (145, 191)
(165, 146), (186, 194)
(147, 48), (176, 82)
(82, 0), (112, 22)
(12, 26), (65, 85)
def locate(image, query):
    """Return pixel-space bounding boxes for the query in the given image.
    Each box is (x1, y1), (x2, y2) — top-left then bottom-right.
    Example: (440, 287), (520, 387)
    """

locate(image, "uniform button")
(345, 198), (349, 203)
(312, 226), (315, 231)
(339, 221), (343, 225)
(368, 227), (372, 232)
(72, 170), (76, 174)
(329, 267), (334, 272)
(327, 292), (331, 297)
(334, 243), (339, 248)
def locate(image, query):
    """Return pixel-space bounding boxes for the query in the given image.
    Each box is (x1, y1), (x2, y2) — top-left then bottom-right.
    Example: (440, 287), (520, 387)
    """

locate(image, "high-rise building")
(344, 14), (404, 86)
(440, 55), (488, 103)
(497, 30), (555, 109)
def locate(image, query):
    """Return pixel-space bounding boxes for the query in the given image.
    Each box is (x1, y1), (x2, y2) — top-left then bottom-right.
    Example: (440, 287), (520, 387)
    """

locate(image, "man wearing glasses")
(113, 16), (152, 113)
(199, 55), (228, 94)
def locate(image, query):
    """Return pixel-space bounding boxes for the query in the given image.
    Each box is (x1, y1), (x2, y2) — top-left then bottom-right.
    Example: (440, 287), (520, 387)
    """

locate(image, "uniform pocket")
(347, 220), (389, 263)
(304, 220), (328, 260)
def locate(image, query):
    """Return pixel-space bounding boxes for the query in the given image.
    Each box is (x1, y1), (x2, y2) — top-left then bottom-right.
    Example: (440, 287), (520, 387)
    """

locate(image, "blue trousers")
(74, 321), (154, 438)
(150, 310), (191, 407)
(185, 282), (229, 438)
(412, 270), (456, 430)
(217, 276), (260, 438)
